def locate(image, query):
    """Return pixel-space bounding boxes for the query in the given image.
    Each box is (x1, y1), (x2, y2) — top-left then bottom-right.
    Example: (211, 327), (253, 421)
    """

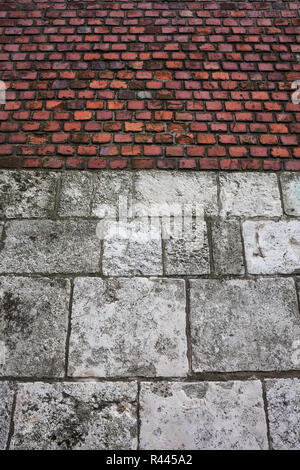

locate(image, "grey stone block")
(0, 277), (70, 377)
(0, 170), (59, 218)
(0, 382), (14, 449)
(164, 221), (210, 275)
(58, 172), (94, 217)
(211, 219), (244, 275)
(280, 173), (300, 216)
(140, 381), (268, 450)
(266, 378), (300, 450)
(219, 173), (282, 217)
(190, 278), (300, 372)
(69, 277), (187, 377)
(134, 171), (218, 217)
(102, 218), (163, 276)
(0, 220), (101, 273)
(92, 171), (133, 218)
(11, 382), (137, 450)
(243, 220), (300, 274)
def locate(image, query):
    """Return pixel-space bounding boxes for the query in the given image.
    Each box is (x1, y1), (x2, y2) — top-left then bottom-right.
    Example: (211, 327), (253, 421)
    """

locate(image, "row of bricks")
(1, 144), (299, 158)
(1, 156), (300, 171)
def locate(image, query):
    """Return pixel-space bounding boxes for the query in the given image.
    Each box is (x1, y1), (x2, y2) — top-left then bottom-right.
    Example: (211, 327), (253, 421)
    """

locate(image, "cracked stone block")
(0, 382), (14, 450)
(164, 221), (209, 275)
(11, 382), (137, 450)
(0, 170), (59, 218)
(280, 173), (300, 216)
(190, 278), (300, 372)
(102, 218), (163, 276)
(58, 172), (94, 217)
(134, 171), (218, 217)
(219, 173), (282, 217)
(211, 219), (244, 275)
(91, 171), (133, 218)
(243, 220), (300, 274)
(69, 277), (187, 377)
(0, 220), (101, 273)
(140, 381), (268, 450)
(266, 378), (300, 450)
(0, 277), (70, 377)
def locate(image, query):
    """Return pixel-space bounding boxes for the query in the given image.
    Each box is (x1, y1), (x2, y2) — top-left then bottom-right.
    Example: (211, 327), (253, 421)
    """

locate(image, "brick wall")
(0, 0), (299, 170)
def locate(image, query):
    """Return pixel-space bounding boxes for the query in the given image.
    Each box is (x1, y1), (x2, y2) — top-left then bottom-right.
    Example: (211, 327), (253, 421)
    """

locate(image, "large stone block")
(0, 382), (14, 450)
(140, 381), (268, 449)
(265, 378), (300, 450)
(91, 172), (133, 218)
(0, 220), (101, 273)
(58, 172), (94, 217)
(280, 173), (300, 216)
(211, 219), (244, 275)
(69, 277), (187, 377)
(190, 278), (300, 372)
(243, 220), (300, 274)
(11, 382), (137, 450)
(219, 173), (282, 217)
(0, 277), (70, 377)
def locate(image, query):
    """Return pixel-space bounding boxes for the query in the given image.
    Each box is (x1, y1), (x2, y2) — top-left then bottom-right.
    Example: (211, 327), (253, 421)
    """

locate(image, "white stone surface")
(280, 173), (300, 216)
(11, 382), (137, 450)
(243, 220), (300, 274)
(140, 381), (268, 449)
(102, 218), (163, 275)
(266, 378), (300, 450)
(0, 170), (59, 218)
(0, 220), (101, 273)
(0, 382), (14, 449)
(211, 219), (244, 275)
(190, 278), (300, 372)
(219, 173), (282, 217)
(134, 171), (218, 217)
(58, 172), (94, 217)
(0, 277), (70, 377)
(92, 172), (133, 218)
(69, 277), (187, 377)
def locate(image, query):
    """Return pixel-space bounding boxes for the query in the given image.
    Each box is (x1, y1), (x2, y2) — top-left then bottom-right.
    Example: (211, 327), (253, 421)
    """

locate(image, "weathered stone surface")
(0, 220), (101, 273)
(0, 170), (58, 218)
(134, 171), (218, 217)
(0, 277), (70, 377)
(91, 171), (133, 218)
(58, 172), (94, 217)
(219, 173), (282, 217)
(164, 221), (209, 275)
(266, 378), (300, 450)
(0, 382), (14, 450)
(140, 381), (268, 450)
(280, 173), (300, 216)
(190, 278), (300, 372)
(102, 219), (163, 276)
(243, 220), (300, 274)
(211, 219), (244, 275)
(69, 277), (187, 377)
(11, 382), (137, 450)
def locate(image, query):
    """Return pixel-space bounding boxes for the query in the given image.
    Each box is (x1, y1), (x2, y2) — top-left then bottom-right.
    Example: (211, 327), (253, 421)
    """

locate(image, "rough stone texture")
(140, 381), (268, 450)
(11, 382), (137, 450)
(0, 171), (58, 218)
(69, 277), (187, 377)
(0, 277), (70, 377)
(102, 218), (162, 276)
(190, 278), (300, 372)
(280, 173), (300, 216)
(91, 172), (133, 219)
(219, 173), (282, 217)
(134, 171), (218, 217)
(265, 379), (300, 450)
(164, 222), (209, 275)
(58, 172), (94, 217)
(0, 382), (14, 450)
(211, 219), (245, 275)
(0, 220), (101, 273)
(243, 220), (300, 274)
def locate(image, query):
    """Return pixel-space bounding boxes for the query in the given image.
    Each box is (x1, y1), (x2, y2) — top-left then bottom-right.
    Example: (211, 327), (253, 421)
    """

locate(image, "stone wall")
(0, 169), (299, 449)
